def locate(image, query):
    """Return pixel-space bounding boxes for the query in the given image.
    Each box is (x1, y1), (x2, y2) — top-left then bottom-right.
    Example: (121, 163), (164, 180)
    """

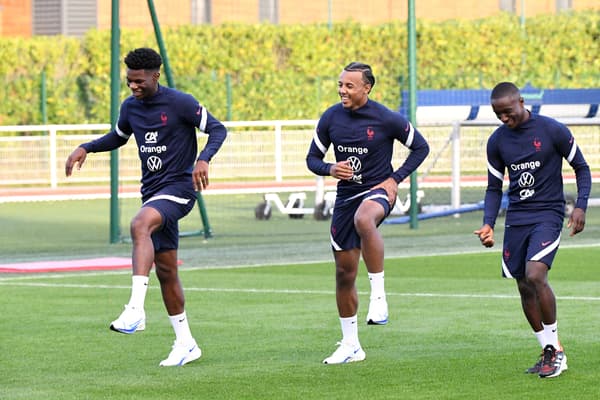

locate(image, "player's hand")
(474, 224), (495, 247)
(193, 160), (210, 191)
(65, 147), (88, 177)
(567, 207), (586, 237)
(371, 177), (398, 206)
(330, 160), (353, 181)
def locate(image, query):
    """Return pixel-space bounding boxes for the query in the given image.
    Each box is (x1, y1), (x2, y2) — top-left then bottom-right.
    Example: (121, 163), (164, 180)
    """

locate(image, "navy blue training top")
(81, 85), (227, 201)
(483, 112), (591, 228)
(306, 99), (429, 199)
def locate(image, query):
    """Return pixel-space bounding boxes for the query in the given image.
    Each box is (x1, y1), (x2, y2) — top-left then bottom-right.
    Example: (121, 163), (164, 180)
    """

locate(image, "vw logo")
(347, 156), (362, 172)
(147, 156), (163, 172)
(518, 172), (535, 187)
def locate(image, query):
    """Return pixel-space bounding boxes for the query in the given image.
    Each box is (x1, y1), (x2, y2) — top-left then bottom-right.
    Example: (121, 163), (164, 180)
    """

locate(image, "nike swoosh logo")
(542, 241), (552, 246)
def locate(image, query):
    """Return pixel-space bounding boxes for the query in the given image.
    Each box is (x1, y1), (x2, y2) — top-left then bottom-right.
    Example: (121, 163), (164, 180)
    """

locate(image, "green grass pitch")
(1, 196), (598, 399)
(1, 248), (599, 399)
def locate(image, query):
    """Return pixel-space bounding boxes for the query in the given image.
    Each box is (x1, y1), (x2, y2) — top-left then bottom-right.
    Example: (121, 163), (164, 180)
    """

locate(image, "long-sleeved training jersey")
(81, 85), (227, 201)
(483, 112), (591, 228)
(306, 99), (429, 199)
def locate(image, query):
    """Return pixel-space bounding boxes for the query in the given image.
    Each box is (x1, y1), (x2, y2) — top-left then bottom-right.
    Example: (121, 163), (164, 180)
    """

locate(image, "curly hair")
(124, 48), (162, 71)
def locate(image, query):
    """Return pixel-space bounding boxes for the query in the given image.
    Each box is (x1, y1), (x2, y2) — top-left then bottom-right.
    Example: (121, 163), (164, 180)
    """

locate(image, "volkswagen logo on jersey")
(347, 156), (363, 184)
(347, 156), (362, 172)
(518, 171), (535, 187)
(147, 156), (163, 172)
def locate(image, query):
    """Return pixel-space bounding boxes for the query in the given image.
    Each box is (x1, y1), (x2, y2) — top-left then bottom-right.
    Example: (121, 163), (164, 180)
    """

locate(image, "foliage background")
(0, 12), (599, 126)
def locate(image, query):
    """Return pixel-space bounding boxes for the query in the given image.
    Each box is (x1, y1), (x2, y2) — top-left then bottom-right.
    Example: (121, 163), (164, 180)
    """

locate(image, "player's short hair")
(344, 62), (376, 88)
(124, 48), (162, 71)
(491, 82), (520, 100)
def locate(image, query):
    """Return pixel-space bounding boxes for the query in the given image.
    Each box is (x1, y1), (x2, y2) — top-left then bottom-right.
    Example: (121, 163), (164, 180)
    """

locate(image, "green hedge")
(0, 11), (598, 126)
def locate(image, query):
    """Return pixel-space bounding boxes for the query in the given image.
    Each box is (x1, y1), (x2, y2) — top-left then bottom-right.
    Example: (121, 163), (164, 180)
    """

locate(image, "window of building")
(259, 0), (278, 24)
(499, 0), (516, 13)
(192, 0), (211, 24)
(556, 0), (572, 12)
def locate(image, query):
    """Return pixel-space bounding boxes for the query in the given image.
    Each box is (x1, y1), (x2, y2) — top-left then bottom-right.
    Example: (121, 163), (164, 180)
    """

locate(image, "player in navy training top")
(474, 82), (591, 378)
(65, 48), (227, 367)
(307, 62), (429, 364)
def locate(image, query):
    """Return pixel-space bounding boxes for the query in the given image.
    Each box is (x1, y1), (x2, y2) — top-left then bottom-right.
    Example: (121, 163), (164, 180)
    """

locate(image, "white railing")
(1, 118), (598, 205)
(0, 120), (319, 189)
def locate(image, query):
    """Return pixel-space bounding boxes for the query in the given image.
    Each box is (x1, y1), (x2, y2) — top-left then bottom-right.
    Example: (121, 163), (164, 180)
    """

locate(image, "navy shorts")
(141, 187), (196, 252)
(501, 221), (562, 279)
(330, 188), (391, 251)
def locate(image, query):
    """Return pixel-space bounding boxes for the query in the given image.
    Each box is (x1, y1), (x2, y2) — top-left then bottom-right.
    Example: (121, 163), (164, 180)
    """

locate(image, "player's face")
(491, 94), (528, 129)
(126, 68), (159, 100)
(338, 70), (371, 110)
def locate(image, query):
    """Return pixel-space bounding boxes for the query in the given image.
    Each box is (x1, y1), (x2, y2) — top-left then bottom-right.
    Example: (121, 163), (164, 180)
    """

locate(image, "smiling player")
(306, 62), (429, 364)
(65, 47), (227, 366)
(474, 82), (591, 378)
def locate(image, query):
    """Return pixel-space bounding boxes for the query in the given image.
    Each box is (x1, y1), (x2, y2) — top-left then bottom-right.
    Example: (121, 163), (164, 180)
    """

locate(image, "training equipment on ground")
(255, 176), (336, 220)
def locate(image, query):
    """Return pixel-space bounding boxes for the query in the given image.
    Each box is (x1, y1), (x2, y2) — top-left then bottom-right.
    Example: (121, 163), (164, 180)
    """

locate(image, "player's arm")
(306, 117), (336, 177)
(65, 130), (128, 176)
(194, 108), (227, 191)
(559, 128), (591, 236)
(183, 97), (227, 190)
(65, 103), (131, 176)
(389, 119), (430, 184)
(195, 106), (227, 164)
(474, 136), (504, 247)
(474, 224), (495, 247)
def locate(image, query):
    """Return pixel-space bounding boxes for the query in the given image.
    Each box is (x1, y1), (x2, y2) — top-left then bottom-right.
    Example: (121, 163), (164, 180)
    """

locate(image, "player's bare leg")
(323, 249), (365, 364)
(355, 200), (388, 324)
(109, 206), (162, 334)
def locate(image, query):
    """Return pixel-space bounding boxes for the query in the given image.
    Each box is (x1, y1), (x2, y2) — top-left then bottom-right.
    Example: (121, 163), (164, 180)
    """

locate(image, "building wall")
(1, 0), (599, 37)
(97, 0), (192, 30)
(0, 0), (32, 36)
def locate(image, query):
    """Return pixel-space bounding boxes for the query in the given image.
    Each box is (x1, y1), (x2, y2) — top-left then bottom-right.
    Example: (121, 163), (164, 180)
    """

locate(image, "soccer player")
(65, 47), (227, 366)
(306, 62), (429, 364)
(474, 82), (591, 378)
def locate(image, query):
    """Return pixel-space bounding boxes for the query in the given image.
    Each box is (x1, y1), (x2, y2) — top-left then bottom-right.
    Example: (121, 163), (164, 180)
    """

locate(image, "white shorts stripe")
(364, 193), (389, 203)
(330, 234), (342, 251)
(530, 235), (561, 261)
(501, 259), (514, 279)
(143, 194), (192, 206)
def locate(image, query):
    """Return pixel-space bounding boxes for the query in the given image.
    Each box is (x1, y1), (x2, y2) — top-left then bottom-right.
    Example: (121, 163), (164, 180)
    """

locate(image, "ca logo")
(145, 131), (158, 143)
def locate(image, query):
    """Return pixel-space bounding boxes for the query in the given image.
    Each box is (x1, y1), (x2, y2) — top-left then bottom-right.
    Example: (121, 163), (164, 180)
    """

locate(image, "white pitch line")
(0, 280), (598, 302)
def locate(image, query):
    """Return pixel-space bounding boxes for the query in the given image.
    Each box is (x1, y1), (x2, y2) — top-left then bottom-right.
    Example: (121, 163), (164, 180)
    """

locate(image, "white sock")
(127, 275), (149, 310)
(368, 271), (385, 299)
(169, 311), (195, 344)
(534, 329), (545, 348)
(340, 315), (359, 347)
(543, 321), (560, 349)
